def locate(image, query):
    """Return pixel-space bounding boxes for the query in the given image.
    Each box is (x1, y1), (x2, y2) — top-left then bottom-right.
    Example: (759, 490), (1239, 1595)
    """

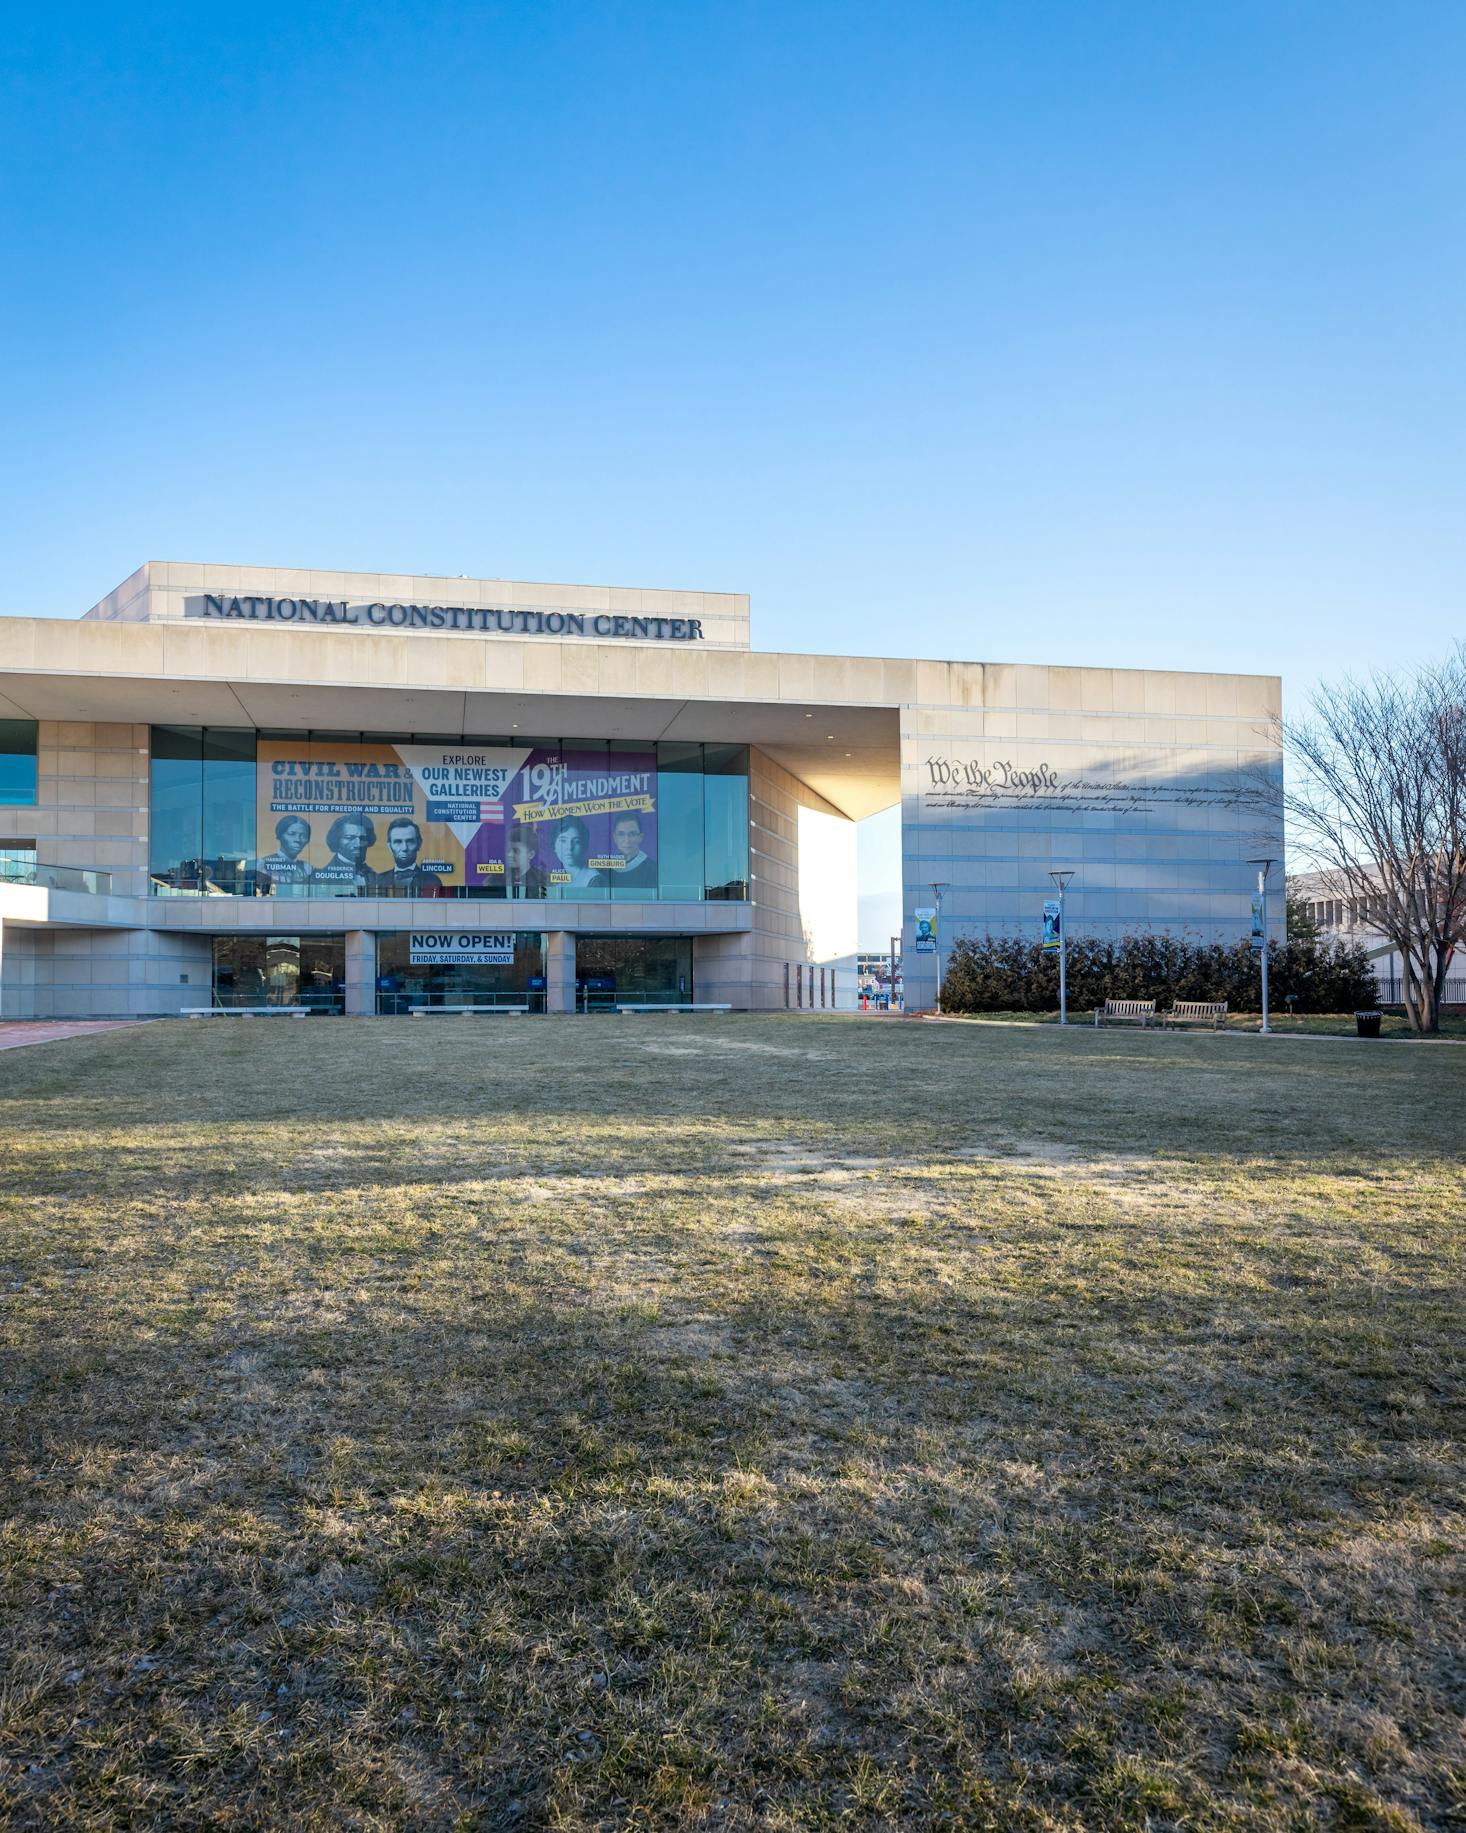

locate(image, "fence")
(1374, 971), (1466, 1007)
(1, 860), (114, 895)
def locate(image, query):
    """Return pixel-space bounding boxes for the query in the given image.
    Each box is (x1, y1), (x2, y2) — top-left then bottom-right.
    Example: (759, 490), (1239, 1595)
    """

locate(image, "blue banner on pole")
(1042, 898), (1062, 951)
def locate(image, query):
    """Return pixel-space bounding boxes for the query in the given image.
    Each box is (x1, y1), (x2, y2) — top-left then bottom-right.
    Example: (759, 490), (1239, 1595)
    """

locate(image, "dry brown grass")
(2, 1015), (1463, 1830)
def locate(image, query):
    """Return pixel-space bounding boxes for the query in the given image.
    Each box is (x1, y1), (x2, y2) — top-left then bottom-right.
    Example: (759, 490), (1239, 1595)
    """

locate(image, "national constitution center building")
(0, 563), (1283, 1017)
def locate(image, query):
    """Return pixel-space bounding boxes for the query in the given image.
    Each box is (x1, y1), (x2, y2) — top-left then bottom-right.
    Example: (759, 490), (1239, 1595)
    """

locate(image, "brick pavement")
(0, 1020), (148, 1052)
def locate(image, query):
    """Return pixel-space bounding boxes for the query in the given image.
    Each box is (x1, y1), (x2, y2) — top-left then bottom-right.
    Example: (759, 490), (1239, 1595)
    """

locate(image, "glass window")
(0, 843), (37, 885)
(703, 744), (749, 899)
(203, 728), (257, 895)
(0, 720), (37, 806)
(656, 743), (704, 902)
(150, 726), (203, 892)
(152, 727), (261, 895)
(212, 934), (346, 1012)
(574, 935), (693, 1010)
(374, 931), (546, 1013)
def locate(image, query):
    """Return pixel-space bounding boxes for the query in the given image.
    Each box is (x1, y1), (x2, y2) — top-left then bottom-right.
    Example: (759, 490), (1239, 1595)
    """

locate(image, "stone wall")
(900, 665), (1284, 1011)
(742, 748), (853, 1010)
(0, 720), (149, 896)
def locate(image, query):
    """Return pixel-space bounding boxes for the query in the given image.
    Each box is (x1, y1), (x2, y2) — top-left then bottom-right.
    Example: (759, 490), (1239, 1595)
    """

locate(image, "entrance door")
(574, 935), (692, 1011)
(211, 935), (347, 1013)
(373, 932), (547, 1013)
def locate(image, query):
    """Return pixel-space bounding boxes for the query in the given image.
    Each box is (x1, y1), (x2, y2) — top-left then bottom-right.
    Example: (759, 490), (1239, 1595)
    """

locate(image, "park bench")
(1093, 999), (1157, 1028)
(183, 1006), (310, 1018)
(1165, 1001), (1228, 1030)
(616, 1003), (732, 1014)
(409, 1005), (528, 1016)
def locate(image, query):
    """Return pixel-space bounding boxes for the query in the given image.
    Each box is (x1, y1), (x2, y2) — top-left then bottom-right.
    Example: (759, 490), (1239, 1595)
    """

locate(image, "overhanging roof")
(0, 617), (905, 819)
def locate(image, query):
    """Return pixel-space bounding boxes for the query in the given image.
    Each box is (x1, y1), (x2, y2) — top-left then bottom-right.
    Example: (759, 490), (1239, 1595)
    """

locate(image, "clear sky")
(3, 2), (1462, 940)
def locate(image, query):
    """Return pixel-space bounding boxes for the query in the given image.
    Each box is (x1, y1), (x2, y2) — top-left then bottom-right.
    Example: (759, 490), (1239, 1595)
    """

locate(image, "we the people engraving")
(921, 754), (1258, 814)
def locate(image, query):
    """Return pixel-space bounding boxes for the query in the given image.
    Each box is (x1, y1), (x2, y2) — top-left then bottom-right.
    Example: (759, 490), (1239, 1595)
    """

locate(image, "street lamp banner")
(1041, 899), (1062, 950)
(1250, 894), (1265, 952)
(913, 907), (937, 953)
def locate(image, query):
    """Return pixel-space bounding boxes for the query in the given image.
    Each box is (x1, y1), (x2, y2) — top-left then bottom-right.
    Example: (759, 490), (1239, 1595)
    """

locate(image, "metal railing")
(211, 989), (344, 1014)
(1374, 972), (1466, 1007)
(149, 863), (748, 902)
(376, 989), (547, 1015)
(576, 987), (690, 1011)
(1, 860), (113, 895)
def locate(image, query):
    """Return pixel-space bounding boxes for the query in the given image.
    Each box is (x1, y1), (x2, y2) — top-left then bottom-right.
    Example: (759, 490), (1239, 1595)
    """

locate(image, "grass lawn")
(2, 1016), (1463, 1830)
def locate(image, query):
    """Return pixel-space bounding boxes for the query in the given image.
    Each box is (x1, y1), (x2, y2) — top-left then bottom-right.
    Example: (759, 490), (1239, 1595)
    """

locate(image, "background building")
(0, 562), (1283, 1016)
(1289, 867), (1464, 1007)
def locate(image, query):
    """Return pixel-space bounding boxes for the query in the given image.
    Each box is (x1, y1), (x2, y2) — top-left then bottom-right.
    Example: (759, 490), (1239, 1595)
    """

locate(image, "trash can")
(1355, 1009), (1382, 1038)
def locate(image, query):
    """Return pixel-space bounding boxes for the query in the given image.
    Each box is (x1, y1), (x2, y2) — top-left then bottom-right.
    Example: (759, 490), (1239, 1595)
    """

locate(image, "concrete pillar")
(546, 930), (575, 1014)
(345, 930), (375, 1016)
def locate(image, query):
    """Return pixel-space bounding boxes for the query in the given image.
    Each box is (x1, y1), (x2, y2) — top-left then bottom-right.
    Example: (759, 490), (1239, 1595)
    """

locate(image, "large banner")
(256, 740), (659, 893)
(409, 930), (518, 965)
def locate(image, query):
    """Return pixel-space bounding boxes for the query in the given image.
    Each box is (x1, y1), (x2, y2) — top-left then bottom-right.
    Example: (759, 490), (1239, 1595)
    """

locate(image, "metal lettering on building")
(184, 594), (705, 641)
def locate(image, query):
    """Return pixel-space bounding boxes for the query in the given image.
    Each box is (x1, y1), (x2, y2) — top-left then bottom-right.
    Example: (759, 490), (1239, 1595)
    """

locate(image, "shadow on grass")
(3, 1016), (1462, 1827)
(7, 1263), (1463, 1829)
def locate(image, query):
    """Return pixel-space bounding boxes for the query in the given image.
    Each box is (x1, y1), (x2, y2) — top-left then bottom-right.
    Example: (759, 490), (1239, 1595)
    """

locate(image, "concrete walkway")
(0, 1020), (148, 1052)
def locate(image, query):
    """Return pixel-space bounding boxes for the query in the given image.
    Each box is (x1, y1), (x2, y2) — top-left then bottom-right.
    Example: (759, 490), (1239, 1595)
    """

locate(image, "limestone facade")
(0, 565), (1284, 1017)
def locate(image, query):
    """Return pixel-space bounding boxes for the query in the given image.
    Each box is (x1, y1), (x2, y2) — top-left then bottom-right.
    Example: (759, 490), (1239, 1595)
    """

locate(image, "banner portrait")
(256, 740), (659, 894)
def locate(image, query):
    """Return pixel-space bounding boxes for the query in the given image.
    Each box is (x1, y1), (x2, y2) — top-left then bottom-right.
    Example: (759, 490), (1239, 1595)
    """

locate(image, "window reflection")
(211, 934), (346, 1012)
(574, 935), (693, 1010)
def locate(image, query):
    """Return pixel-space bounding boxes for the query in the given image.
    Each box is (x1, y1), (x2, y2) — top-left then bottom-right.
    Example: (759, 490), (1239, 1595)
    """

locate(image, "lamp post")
(930, 882), (948, 1013)
(1048, 869), (1075, 1026)
(889, 933), (902, 1011)
(1248, 857), (1275, 1034)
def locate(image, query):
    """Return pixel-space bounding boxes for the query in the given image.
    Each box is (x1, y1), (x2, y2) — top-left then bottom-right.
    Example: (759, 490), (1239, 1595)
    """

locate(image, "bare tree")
(1277, 645), (1465, 1034)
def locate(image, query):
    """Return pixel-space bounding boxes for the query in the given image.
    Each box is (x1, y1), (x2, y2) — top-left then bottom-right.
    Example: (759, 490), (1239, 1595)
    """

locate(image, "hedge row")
(939, 933), (1379, 1014)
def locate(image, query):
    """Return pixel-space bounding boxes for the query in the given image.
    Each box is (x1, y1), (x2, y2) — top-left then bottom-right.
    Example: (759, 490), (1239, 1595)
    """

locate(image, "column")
(345, 930), (375, 1016)
(546, 930), (575, 1014)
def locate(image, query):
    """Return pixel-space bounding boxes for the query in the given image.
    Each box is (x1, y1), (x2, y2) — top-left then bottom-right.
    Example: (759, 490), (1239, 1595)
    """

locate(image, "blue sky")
(3, 1), (1460, 682)
(3, 2), (1462, 936)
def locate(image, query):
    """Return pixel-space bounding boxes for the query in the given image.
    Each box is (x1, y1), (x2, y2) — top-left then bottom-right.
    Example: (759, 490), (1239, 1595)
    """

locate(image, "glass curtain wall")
(212, 935), (347, 1011)
(151, 726), (264, 895)
(704, 743), (750, 899)
(574, 936), (694, 1010)
(150, 729), (751, 901)
(654, 743), (704, 902)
